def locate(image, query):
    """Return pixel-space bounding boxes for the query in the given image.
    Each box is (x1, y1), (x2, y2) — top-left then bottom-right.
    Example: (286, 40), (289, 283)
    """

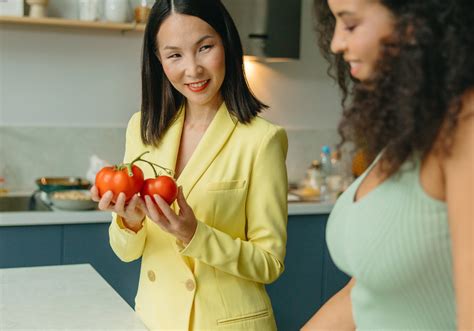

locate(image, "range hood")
(221, 0), (302, 61)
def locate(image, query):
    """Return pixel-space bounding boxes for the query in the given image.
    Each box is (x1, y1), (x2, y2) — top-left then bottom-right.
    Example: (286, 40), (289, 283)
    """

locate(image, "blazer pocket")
(217, 309), (270, 326)
(207, 179), (246, 192)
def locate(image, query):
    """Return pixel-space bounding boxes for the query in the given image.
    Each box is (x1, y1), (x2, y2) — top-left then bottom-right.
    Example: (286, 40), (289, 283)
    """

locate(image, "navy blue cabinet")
(266, 215), (350, 331)
(0, 214), (349, 330)
(0, 225), (63, 267)
(62, 223), (141, 306)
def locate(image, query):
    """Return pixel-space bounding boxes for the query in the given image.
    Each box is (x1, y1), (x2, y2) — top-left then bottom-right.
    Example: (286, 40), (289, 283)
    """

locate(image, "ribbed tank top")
(326, 156), (456, 329)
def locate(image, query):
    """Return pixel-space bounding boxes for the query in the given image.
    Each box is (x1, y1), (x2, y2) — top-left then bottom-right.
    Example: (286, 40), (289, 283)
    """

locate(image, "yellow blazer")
(109, 103), (288, 330)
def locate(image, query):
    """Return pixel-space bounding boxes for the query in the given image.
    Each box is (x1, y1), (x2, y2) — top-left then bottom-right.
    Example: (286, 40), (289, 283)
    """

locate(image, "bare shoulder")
(443, 88), (474, 169)
(460, 88), (474, 116)
(451, 89), (474, 153)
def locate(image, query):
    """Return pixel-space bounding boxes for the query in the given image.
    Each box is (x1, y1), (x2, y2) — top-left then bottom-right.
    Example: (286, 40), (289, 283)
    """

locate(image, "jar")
(78, 0), (100, 21)
(104, 0), (129, 23)
(134, 0), (150, 23)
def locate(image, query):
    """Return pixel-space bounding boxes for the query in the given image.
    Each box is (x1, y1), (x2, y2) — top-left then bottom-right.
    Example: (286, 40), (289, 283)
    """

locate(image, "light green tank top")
(326, 156), (456, 329)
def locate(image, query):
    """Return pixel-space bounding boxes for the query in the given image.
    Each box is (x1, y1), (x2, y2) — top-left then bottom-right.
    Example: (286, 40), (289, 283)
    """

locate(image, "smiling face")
(328, 0), (395, 81)
(157, 13), (226, 110)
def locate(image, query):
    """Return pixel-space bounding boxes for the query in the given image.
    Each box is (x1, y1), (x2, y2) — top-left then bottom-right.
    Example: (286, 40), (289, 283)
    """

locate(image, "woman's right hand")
(90, 185), (146, 232)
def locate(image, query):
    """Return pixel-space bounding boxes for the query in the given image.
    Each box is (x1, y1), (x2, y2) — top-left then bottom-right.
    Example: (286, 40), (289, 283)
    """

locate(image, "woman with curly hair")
(302, 0), (473, 329)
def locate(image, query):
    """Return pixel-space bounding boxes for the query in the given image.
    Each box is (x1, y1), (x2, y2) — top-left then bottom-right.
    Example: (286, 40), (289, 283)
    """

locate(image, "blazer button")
(147, 270), (156, 282)
(185, 279), (195, 291)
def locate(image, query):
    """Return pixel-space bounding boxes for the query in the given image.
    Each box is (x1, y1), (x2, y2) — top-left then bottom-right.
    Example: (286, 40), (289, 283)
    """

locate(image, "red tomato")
(95, 165), (144, 203)
(141, 175), (178, 205)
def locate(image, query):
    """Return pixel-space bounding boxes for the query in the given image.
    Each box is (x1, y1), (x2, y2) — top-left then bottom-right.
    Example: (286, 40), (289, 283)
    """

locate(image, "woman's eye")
(199, 45), (213, 52)
(167, 54), (181, 59)
(344, 25), (357, 32)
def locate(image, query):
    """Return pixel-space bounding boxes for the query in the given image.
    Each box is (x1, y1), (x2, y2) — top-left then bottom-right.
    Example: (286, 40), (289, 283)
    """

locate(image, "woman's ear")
(402, 23), (417, 46)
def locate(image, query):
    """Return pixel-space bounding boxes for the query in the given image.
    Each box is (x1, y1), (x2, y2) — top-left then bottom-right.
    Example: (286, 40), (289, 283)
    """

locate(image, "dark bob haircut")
(314, 0), (474, 176)
(140, 0), (268, 146)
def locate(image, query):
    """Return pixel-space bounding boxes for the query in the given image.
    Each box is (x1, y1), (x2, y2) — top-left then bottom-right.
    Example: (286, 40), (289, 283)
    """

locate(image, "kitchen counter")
(0, 264), (147, 330)
(0, 200), (334, 227)
(0, 191), (334, 226)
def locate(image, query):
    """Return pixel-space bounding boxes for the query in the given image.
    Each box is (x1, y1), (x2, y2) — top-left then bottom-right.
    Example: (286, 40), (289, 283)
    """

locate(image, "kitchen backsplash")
(0, 126), (339, 191)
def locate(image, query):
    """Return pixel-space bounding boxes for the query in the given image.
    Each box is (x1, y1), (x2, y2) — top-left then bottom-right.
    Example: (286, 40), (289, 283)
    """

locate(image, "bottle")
(327, 150), (344, 200)
(319, 145), (332, 201)
(0, 163), (7, 195)
(298, 160), (325, 200)
(320, 145), (332, 177)
(307, 160), (324, 189)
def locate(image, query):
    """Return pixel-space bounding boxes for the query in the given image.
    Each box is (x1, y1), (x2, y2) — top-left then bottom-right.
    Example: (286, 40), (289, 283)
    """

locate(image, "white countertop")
(0, 264), (147, 330)
(0, 201), (333, 227)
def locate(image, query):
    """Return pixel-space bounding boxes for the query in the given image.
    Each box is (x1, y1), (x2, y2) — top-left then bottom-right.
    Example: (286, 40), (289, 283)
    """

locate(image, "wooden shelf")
(0, 16), (146, 32)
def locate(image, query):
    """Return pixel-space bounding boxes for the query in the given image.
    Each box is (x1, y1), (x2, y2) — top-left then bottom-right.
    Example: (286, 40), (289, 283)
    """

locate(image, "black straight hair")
(140, 0), (268, 146)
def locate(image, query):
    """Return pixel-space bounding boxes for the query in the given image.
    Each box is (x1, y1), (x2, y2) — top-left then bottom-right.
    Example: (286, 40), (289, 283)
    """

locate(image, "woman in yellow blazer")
(91, 0), (288, 330)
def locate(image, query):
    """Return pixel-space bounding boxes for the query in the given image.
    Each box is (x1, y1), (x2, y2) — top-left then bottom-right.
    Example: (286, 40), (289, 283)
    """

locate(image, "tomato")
(141, 175), (178, 205)
(95, 164), (144, 203)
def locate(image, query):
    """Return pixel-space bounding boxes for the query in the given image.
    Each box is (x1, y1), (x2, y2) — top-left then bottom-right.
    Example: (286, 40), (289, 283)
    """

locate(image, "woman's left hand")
(144, 186), (198, 245)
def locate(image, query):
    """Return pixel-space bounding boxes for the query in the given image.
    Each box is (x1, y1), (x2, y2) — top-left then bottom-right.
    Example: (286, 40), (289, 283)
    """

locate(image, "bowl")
(48, 189), (97, 211)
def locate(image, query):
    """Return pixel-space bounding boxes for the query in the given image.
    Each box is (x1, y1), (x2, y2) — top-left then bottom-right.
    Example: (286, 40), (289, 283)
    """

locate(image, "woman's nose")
(185, 58), (204, 77)
(330, 28), (347, 55)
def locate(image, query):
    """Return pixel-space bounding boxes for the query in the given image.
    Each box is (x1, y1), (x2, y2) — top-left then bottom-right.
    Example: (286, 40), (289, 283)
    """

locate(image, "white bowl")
(48, 190), (97, 211)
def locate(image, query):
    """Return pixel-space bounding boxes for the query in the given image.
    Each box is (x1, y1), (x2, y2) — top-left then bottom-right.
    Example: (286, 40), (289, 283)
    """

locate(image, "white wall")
(0, 0), (341, 129)
(0, 27), (143, 127)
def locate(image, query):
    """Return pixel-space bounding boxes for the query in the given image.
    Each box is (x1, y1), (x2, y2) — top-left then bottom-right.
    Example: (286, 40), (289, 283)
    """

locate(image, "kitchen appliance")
(221, 0), (302, 61)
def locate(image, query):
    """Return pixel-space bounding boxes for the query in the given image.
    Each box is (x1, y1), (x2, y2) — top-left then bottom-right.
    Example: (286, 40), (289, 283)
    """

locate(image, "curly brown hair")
(314, 0), (474, 175)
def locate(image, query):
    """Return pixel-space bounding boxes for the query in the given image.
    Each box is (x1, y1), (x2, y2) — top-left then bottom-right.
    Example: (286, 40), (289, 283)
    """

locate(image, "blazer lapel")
(177, 102), (237, 199)
(145, 107), (185, 178)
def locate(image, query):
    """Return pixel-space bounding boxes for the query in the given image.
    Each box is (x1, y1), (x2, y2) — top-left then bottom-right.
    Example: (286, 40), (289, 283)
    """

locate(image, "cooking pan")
(35, 177), (91, 193)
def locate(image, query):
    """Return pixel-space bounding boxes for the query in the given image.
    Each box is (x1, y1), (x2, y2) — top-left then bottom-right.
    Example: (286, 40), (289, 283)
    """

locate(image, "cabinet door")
(266, 215), (327, 331)
(322, 241), (350, 303)
(0, 225), (62, 268)
(63, 223), (141, 307)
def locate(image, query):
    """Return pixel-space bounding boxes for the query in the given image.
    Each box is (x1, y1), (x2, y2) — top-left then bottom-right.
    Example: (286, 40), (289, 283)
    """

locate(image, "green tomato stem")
(144, 160), (174, 177)
(126, 163), (133, 177)
(137, 159), (158, 178)
(131, 151), (150, 164)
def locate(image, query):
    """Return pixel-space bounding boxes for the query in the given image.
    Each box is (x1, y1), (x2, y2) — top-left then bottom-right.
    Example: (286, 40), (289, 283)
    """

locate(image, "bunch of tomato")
(95, 151), (178, 205)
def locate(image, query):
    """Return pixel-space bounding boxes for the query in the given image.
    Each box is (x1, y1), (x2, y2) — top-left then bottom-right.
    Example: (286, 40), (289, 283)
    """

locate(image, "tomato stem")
(133, 151), (174, 178)
(138, 159), (158, 178)
(131, 151), (150, 164)
(126, 163), (133, 177)
(145, 161), (174, 177)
